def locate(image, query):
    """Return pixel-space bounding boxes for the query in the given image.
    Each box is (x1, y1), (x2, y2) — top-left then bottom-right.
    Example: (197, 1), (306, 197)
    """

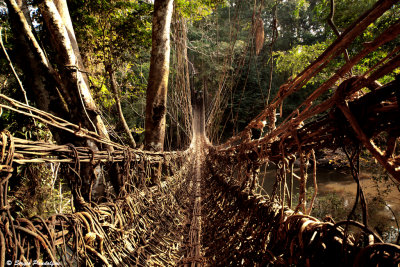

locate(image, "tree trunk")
(53, 0), (91, 87)
(53, 0), (81, 58)
(145, 0), (174, 151)
(39, 0), (115, 201)
(5, 0), (70, 133)
(40, 0), (110, 143)
(6, 0), (113, 202)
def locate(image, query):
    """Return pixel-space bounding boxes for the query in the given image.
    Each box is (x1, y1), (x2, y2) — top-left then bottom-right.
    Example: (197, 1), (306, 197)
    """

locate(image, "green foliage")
(293, 0), (309, 19)
(312, 192), (398, 242)
(176, 0), (226, 20)
(70, 0), (153, 68)
(69, 0), (152, 143)
(194, 0), (400, 141)
(0, 106), (52, 142)
(185, 0), (331, 139)
(314, 0), (375, 31)
(275, 42), (329, 78)
(313, 0), (400, 81)
(312, 192), (351, 221)
(10, 164), (72, 218)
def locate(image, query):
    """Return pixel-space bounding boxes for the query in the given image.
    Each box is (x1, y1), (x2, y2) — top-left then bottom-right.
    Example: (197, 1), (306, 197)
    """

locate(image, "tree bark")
(39, 0), (115, 200)
(145, 0), (174, 151)
(5, 0), (70, 126)
(7, 0), (114, 201)
(40, 0), (110, 145)
(53, 0), (90, 87)
(53, 0), (81, 57)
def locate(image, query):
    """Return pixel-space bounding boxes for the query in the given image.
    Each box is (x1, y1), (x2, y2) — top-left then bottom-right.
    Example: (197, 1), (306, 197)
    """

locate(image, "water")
(259, 165), (400, 242)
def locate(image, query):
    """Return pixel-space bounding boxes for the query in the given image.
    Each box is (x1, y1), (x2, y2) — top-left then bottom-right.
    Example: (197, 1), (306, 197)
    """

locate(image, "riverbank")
(260, 149), (400, 243)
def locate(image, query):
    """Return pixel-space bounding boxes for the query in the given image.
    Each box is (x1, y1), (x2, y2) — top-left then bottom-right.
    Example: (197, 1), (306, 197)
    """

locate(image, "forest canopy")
(0, 0), (398, 149)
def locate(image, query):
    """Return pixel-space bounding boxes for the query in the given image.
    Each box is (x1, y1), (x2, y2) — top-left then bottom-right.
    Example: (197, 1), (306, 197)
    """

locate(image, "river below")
(260, 165), (400, 243)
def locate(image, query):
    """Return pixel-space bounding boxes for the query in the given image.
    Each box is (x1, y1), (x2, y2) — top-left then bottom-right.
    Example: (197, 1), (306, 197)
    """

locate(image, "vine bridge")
(1, 0), (400, 266)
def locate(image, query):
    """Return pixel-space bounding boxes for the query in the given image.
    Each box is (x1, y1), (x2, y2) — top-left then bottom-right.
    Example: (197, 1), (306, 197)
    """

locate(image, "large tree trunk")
(145, 0), (174, 151)
(6, 0), (70, 136)
(53, 0), (91, 90)
(53, 0), (81, 60)
(40, 0), (109, 143)
(6, 0), (112, 202)
(39, 0), (114, 201)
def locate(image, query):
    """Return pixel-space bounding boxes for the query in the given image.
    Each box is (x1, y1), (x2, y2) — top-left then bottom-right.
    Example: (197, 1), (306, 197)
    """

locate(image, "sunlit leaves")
(176, 0), (226, 20)
(68, 0), (153, 136)
(275, 42), (328, 79)
(293, 0), (309, 18)
(70, 0), (152, 65)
